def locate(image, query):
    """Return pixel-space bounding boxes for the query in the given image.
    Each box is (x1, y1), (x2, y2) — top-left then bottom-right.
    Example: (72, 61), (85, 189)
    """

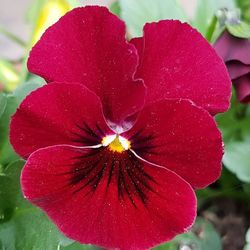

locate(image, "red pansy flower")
(10, 6), (231, 250)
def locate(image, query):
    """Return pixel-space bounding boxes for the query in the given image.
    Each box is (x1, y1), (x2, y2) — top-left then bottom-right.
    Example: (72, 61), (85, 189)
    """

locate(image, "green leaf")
(154, 218), (221, 250)
(0, 80), (44, 165)
(236, 0), (250, 24)
(110, 1), (121, 17)
(0, 93), (7, 119)
(13, 77), (44, 101)
(0, 208), (88, 250)
(61, 242), (99, 250)
(0, 97), (21, 165)
(223, 140), (250, 183)
(192, 0), (235, 36)
(0, 161), (25, 223)
(119, 0), (187, 37)
(216, 92), (250, 142)
(226, 21), (250, 38)
(217, 92), (250, 182)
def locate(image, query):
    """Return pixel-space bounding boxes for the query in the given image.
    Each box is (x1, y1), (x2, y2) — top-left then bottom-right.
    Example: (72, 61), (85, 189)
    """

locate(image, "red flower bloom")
(10, 7), (231, 250)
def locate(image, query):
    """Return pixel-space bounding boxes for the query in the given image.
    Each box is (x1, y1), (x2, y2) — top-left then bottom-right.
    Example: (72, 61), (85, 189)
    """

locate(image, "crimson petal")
(10, 82), (112, 159)
(124, 99), (223, 189)
(133, 20), (231, 115)
(28, 6), (146, 128)
(130, 37), (144, 67)
(22, 145), (196, 250)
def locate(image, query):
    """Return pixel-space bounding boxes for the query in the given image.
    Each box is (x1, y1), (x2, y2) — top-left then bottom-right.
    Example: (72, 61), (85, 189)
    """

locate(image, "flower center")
(102, 135), (131, 153)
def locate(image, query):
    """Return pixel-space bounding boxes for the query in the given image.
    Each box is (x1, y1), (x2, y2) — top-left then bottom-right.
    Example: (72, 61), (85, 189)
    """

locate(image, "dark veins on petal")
(70, 122), (105, 145)
(128, 128), (160, 156)
(63, 148), (158, 207)
(66, 123), (161, 207)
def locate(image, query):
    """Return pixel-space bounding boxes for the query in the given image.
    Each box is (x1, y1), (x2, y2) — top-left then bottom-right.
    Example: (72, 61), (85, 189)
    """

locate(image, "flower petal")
(130, 37), (144, 66)
(22, 145), (196, 250)
(124, 99), (223, 189)
(234, 74), (250, 103)
(10, 82), (112, 159)
(133, 20), (231, 115)
(28, 6), (146, 127)
(226, 61), (250, 80)
(214, 30), (250, 65)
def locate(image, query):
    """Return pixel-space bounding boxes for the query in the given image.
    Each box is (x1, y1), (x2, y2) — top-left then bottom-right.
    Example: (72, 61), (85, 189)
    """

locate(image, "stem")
(0, 26), (26, 47)
(205, 15), (218, 42)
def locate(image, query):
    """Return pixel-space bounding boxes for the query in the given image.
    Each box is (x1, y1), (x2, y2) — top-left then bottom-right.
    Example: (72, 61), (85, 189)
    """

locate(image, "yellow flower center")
(102, 135), (131, 153)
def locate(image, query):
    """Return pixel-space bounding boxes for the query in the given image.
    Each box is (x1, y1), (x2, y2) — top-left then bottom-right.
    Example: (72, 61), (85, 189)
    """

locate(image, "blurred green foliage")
(244, 228), (250, 250)
(153, 218), (222, 250)
(0, 79), (44, 166)
(119, 0), (187, 37)
(193, 0), (236, 36)
(237, 0), (250, 23)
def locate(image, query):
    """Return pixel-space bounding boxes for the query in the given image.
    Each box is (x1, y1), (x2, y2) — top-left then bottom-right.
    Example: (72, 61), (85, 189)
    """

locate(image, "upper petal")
(22, 145), (196, 250)
(28, 6), (146, 127)
(10, 82), (112, 159)
(124, 99), (223, 189)
(133, 20), (231, 115)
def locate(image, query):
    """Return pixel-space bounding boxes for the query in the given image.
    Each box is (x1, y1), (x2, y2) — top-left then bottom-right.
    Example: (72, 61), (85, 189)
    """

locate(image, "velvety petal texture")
(28, 6), (146, 128)
(10, 82), (112, 159)
(22, 145), (196, 250)
(124, 99), (223, 189)
(133, 20), (231, 114)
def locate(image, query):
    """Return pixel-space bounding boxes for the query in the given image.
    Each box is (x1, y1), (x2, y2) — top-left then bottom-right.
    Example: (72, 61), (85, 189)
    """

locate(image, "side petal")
(10, 82), (112, 159)
(134, 20), (231, 115)
(28, 6), (146, 127)
(124, 99), (223, 189)
(22, 145), (196, 250)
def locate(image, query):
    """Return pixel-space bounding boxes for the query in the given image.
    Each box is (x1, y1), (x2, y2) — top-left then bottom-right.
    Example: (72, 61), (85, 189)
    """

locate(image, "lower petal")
(22, 145), (196, 250)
